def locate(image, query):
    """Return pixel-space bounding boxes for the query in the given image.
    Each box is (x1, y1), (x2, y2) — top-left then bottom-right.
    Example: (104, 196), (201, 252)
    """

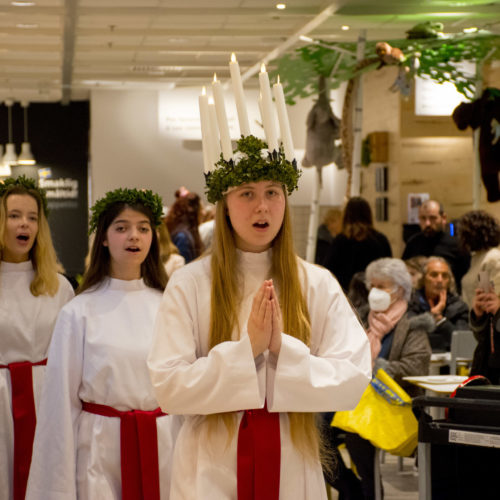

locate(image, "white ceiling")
(0, 0), (498, 103)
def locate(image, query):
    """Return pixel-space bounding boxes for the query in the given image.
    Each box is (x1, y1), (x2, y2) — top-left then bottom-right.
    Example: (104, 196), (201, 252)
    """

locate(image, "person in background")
(339, 258), (431, 500)
(165, 190), (203, 263)
(158, 220), (185, 278)
(469, 274), (500, 384)
(404, 255), (427, 290)
(0, 176), (74, 500)
(315, 207), (342, 266)
(402, 200), (470, 292)
(198, 204), (215, 250)
(407, 256), (469, 352)
(148, 135), (371, 500)
(27, 188), (179, 499)
(458, 210), (500, 308)
(324, 197), (392, 291)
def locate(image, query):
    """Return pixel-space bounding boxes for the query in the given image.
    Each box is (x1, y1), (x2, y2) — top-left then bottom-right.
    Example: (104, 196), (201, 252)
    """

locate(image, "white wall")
(90, 83), (347, 209)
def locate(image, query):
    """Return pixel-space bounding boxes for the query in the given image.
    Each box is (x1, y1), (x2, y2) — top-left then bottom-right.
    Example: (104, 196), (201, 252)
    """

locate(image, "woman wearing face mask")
(342, 257), (432, 500)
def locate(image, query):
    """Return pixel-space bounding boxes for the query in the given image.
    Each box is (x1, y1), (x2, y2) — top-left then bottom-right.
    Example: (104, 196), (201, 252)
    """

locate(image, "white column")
(305, 168), (321, 263)
(350, 30), (366, 197)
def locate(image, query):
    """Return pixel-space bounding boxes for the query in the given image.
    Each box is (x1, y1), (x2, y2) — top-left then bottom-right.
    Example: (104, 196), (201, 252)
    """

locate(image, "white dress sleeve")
(148, 271), (264, 415)
(26, 305), (84, 500)
(267, 266), (372, 413)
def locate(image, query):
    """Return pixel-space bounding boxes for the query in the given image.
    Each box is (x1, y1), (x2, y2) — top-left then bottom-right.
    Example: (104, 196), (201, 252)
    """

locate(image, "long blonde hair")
(158, 220), (180, 264)
(0, 188), (63, 296)
(207, 190), (320, 460)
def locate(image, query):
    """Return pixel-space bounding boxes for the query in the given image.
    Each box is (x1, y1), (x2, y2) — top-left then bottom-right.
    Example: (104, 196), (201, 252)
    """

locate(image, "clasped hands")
(247, 279), (283, 358)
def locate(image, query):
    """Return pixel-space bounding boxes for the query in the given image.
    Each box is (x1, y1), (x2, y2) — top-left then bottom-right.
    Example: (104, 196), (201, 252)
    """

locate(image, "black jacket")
(470, 309), (500, 384)
(402, 231), (470, 292)
(324, 229), (392, 291)
(407, 288), (469, 352)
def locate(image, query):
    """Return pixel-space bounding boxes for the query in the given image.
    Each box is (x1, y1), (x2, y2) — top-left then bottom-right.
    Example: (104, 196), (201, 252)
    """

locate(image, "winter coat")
(360, 307), (432, 397)
(407, 289), (469, 352)
(469, 309), (500, 385)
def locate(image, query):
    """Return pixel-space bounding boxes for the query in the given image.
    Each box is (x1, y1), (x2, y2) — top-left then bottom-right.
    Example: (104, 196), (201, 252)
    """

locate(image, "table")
(403, 375), (468, 419)
(403, 375), (467, 394)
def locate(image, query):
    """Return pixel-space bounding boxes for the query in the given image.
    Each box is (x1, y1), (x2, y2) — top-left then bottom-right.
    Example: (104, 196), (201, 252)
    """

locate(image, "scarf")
(367, 299), (408, 366)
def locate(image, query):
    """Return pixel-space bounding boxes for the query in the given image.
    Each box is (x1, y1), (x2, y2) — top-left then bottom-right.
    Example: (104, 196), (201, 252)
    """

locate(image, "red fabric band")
(81, 401), (166, 500)
(237, 402), (281, 500)
(0, 358), (47, 500)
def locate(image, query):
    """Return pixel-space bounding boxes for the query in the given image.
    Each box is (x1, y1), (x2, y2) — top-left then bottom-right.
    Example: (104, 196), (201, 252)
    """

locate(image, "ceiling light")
(3, 100), (17, 166)
(16, 23), (38, 29)
(17, 101), (36, 165)
(276, 3), (286, 9)
(11, 1), (36, 6)
(341, 25), (350, 31)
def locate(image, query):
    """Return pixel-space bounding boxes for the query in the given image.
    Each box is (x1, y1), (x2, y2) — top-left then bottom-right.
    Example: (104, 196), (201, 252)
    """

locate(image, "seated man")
(402, 200), (470, 292)
(408, 256), (469, 352)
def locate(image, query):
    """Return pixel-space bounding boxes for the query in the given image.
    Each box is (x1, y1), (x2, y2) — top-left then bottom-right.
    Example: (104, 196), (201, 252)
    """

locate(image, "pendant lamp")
(2, 100), (18, 166)
(17, 101), (36, 165)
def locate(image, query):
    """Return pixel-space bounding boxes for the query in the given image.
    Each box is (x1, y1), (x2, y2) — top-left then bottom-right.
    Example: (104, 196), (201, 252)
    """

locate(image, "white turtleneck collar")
(105, 277), (147, 292)
(1, 260), (34, 273)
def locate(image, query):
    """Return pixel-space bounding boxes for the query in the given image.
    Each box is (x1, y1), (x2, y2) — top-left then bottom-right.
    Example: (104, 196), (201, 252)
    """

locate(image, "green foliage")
(204, 135), (301, 204)
(272, 32), (500, 103)
(0, 175), (49, 215)
(89, 187), (163, 234)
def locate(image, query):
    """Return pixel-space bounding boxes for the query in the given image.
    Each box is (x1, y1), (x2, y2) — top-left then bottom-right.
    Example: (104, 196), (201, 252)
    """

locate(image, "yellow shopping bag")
(332, 368), (418, 457)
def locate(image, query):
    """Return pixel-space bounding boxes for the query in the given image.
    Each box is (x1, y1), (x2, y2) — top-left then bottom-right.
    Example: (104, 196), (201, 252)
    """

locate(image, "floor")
(329, 449), (419, 499)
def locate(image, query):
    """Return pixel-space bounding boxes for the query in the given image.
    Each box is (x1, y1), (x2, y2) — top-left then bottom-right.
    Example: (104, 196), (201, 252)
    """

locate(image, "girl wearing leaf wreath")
(148, 136), (372, 500)
(0, 176), (74, 500)
(26, 188), (180, 500)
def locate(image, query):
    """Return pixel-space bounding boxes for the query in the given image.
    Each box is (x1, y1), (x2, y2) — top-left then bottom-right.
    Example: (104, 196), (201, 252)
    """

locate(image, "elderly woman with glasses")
(341, 257), (432, 500)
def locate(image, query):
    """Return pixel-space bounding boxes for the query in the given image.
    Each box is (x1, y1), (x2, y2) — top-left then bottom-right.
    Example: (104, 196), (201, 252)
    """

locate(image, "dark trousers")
(344, 432), (382, 500)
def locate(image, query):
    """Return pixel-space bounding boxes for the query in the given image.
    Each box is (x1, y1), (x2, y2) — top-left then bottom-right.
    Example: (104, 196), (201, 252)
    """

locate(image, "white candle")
(229, 53), (251, 137)
(258, 63), (279, 152)
(199, 87), (214, 173)
(208, 97), (221, 164)
(211, 73), (233, 160)
(273, 76), (295, 161)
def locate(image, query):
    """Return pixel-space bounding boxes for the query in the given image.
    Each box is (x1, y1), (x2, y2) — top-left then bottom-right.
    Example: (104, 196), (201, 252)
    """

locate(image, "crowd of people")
(2, 151), (500, 499)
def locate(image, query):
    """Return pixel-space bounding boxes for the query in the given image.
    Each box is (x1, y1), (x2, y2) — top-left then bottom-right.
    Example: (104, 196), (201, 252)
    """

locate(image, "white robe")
(148, 250), (372, 500)
(26, 278), (180, 500)
(0, 260), (74, 500)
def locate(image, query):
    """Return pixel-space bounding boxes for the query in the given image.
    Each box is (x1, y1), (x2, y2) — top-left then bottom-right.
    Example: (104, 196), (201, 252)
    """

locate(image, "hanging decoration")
(272, 28), (500, 197)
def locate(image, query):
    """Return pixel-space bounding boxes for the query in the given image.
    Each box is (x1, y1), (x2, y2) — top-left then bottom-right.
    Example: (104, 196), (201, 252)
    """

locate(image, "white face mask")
(368, 287), (392, 312)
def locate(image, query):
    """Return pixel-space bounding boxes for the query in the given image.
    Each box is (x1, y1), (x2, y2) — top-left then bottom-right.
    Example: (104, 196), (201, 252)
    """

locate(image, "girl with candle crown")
(27, 188), (180, 500)
(149, 130), (372, 497)
(0, 175), (74, 500)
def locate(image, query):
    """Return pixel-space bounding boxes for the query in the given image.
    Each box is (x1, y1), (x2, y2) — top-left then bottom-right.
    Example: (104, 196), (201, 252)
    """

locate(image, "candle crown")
(203, 135), (300, 204)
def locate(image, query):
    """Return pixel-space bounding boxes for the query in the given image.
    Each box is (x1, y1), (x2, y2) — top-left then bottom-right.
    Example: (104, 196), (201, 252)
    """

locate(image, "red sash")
(81, 401), (166, 500)
(0, 358), (47, 500)
(237, 403), (281, 500)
